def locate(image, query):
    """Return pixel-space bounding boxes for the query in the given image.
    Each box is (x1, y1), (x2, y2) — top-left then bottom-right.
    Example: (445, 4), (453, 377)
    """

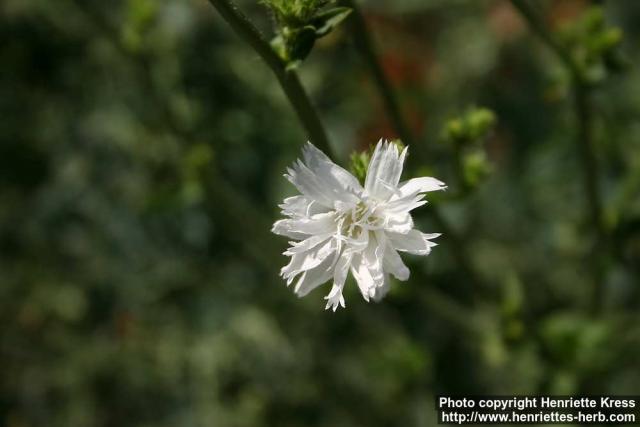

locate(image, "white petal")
(383, 243), (410, 281)
(383, 193), (427, 214)
(284, 233), (333, 255)
(279, 196), (327, 218)
(364, 231), (385, 287)
(343, 228), (369, 254)
(285, 162), (329, 207)
(324, 251), (352, 311)
(422, 233), (442, 240)
(350, 254), (374, 302)
(302, 143), (363, 193)
(396, 177), (446, 199)
(349, 232), (383, 301)
(384, 213), (414, 234)
(364, 140), (408, 199)
(388, 229), (440, 255)
(293, 252), (336, 297)
(281, 239), (335, 281)
(285, 145), (360, 208)
(372, 274), (391, 302)
(271, 212), (336, 239)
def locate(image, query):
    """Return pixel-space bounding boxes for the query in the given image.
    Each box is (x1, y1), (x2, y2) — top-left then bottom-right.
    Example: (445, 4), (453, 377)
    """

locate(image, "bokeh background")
(1, 0), (639, 425)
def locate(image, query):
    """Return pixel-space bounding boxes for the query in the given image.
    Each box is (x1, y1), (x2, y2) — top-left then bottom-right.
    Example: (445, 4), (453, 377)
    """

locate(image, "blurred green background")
(1, 0), (639, 426)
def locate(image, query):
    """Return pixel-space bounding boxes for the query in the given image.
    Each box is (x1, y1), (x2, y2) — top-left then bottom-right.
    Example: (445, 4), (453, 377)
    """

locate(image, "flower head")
(272, 140), (446, 311)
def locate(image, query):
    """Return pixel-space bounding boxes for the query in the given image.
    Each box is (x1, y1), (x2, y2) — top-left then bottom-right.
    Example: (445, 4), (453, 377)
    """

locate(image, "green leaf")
(287, 25), (318, 63)
(312, 7), (352, 37)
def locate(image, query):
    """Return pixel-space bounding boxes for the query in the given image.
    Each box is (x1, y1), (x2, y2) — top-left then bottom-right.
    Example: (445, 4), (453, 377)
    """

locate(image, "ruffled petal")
(395, 177), (447, 199)
(281, 239), (336, 283)
(383, 243), (410, 281)
(364, 140), (408, 199)
(350, 253), (375, 302)
(284, 233), (333, 255)
(365, 231), (386, 290)
(383, 193), (427, 215)
(293, 252), (336, 297)
(285, 144), (360, 208)
(384, 213), (414, 234)
(285, 160), (336, 207)
(372, 274), (391, 302)
(324, 251), (352, 311)
(279, 196), (327, 218)
(302, 143), (363, 194)
(271, 212), (336, 239)
(387, 229), (440, 255)
(349, 232), (385, 302)
(342, 227), (369, 254)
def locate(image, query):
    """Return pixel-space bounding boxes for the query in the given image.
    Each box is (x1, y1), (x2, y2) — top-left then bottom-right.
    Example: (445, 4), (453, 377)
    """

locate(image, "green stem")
(341, 0), (414, 146)
(510, 0), (606, 313)
(207, 0), (333, 156)
(574, 82), (605, 243)
(510, 0), (578, 74)
(510, 0), (604, 238)
(418, 286), (485, 336)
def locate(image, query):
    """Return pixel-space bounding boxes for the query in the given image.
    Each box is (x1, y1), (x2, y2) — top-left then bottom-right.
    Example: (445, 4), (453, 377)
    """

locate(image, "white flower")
(272, 140), (446, 311)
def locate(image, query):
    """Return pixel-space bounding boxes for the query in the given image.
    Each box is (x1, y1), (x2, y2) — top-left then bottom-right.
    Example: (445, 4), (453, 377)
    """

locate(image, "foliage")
(558, 6), (628, 84)
(440, 107), (496, 191)
(261, 0), (351, 68)
(1, 0), (640, 426)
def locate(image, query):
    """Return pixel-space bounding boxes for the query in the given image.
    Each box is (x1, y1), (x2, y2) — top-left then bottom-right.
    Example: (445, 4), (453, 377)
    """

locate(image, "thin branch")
(207, 0), (333, 156)
(418, 286), (486, 336)
(510, 0), (604, 239)
(510, 0), (578, 75)
(341, 0), (414, 146)
(510, 0), (607, 313)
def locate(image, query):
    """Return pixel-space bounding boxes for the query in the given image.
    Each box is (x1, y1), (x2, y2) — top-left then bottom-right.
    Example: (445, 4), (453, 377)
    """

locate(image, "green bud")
(443, 120), (464, 143)
(468, 108), (496, 141)
(121, 0), (158, 53)
(601, 28), (622, 50)
(583, 7), (605, 34)
(463, 150), (492, 187)
(389, 139), (405, 151)
(262, 0), (351, 68)
(349, 150), (370, 184)
(440, 107), (497, 147)
(558, 6), (627, 85)
(262, 0), (331, 26)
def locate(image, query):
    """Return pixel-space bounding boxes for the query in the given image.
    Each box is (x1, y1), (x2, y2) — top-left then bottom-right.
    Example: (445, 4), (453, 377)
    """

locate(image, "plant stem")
(510, 0), (606, 313)
(207, 0), (333, 156)
(341, 0), (414, 146)
(418, 286), (485, 336)
(510, 0), (577, 74)
(510, 0), (604, 238)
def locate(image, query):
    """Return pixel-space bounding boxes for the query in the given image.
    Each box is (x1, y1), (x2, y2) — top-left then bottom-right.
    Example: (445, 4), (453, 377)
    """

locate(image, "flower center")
(336, 200), (384, 238)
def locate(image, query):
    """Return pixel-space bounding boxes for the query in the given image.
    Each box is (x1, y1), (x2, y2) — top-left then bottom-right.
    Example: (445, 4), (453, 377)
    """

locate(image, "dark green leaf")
(287, 25), (317, 63)
(312, 7), (352, 37)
